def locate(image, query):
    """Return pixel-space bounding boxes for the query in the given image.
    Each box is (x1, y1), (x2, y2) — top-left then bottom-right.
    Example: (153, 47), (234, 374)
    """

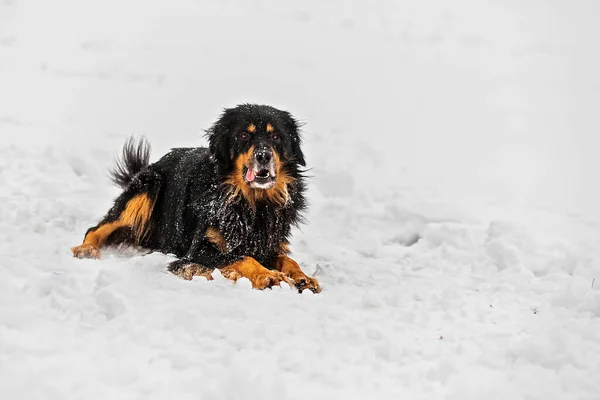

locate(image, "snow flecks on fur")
(1, 1), (599, 399)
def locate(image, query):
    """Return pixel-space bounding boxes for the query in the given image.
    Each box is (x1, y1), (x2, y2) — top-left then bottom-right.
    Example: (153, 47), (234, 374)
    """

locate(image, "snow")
(1, 0), (599, 399)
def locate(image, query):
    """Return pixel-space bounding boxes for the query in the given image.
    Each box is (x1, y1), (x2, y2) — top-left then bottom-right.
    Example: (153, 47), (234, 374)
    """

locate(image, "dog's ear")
(281, 111), (306, 167)
(207, 119), (232, 173)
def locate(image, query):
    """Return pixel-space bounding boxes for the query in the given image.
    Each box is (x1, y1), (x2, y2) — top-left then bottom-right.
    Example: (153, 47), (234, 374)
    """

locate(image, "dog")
(71, 104), (321, 293)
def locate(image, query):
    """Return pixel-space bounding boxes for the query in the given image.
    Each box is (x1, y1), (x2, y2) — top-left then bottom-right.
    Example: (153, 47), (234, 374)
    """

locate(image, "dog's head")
(207, 104), (305, 205)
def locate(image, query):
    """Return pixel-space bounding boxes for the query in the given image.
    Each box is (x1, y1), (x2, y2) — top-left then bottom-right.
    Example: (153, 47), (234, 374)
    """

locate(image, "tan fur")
(220, 257), (293, 290)
(71, 193), (154, 258)
(173, 264), (215, 281)
(266, 123), (275, 133)
(224, 147), (294, 208)
(206, 227), (228, 252)
(247, 123), (255, 133)
(120, 194), (154, 241)
(278, 241), (291, 255)
(274, 254), (321, 293)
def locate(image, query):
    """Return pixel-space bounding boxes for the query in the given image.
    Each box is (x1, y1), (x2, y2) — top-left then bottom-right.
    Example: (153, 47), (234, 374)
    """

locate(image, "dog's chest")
(216, 202), (291, 256)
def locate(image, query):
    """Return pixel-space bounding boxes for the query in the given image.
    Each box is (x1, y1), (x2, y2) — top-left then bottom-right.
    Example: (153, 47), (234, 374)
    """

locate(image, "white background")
(1, 1), (599, 399)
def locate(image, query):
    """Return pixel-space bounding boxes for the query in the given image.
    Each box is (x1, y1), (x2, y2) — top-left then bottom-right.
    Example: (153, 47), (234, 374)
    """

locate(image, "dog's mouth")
(244, 166), (276, 189)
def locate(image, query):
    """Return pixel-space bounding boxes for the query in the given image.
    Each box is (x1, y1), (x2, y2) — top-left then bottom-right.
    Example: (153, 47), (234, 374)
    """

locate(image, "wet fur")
(74, 104), (307, 273)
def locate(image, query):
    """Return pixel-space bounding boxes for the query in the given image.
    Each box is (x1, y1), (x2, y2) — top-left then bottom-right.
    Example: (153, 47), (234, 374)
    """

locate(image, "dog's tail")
(109, 136), (151, 189)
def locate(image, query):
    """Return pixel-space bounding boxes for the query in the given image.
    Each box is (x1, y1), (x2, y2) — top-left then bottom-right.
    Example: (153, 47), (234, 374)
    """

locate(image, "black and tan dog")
(71, 104), (320, 293)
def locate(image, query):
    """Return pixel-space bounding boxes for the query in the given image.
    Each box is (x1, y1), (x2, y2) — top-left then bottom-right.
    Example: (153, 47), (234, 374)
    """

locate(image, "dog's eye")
(272, 133), (280, 140)
(239, 132), (249, 140)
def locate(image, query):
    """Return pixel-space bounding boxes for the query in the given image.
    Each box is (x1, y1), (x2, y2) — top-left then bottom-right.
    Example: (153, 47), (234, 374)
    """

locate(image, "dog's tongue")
(246, 168), (256, 182)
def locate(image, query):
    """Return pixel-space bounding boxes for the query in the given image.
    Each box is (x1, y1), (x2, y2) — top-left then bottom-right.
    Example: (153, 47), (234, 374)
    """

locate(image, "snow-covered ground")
(1, 0), (599, 398)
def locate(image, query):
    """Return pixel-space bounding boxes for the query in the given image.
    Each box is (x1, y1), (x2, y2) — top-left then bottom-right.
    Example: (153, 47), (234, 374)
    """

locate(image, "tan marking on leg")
(206, 227), (228, 252)
(71, 222), (122, 259)
(71, 243), (102, 259)
(120, 194), (154, 241)
(275, 254), (321, 293)
(220, 257), (293, 290)
(71, 193), (154, 259)
(173, 264), (215, 281)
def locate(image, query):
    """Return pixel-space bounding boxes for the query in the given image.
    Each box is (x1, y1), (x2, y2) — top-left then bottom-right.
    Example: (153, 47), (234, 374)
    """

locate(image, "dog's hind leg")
(71, 171), (161, 259)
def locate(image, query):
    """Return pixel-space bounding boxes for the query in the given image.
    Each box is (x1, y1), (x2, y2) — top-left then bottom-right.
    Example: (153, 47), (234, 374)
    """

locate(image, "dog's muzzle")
(245, 148), (277, 189)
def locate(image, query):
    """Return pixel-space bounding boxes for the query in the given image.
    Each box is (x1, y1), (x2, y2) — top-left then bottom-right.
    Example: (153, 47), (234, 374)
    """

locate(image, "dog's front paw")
(71, 244), (100, 259)
(252, 270), (293, 290)
(170, 261), (214, 281)
(291, 275), (321, 294)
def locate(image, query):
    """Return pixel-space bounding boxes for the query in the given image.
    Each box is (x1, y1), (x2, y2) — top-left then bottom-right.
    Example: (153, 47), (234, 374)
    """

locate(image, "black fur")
(109, 136), (151, 189)
(84, 104), (307, 272)
(207, 104), (306, 173)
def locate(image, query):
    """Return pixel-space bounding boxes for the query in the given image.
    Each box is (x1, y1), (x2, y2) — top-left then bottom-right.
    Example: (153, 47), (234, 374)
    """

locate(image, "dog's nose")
(255, 149), (272, 165)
